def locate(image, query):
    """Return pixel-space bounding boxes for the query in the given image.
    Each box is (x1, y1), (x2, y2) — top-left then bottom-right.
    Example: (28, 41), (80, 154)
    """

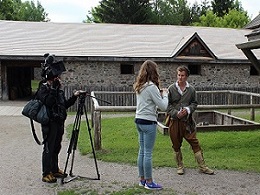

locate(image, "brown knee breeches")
(169, 119), (201, 153)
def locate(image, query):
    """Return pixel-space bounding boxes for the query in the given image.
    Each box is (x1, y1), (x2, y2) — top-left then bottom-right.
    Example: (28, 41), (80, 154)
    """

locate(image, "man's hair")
(177, 65), (190, 76)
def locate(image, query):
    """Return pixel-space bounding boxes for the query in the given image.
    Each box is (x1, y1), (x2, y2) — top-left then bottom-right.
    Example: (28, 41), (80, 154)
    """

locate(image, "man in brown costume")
(167, 65), (214, 175)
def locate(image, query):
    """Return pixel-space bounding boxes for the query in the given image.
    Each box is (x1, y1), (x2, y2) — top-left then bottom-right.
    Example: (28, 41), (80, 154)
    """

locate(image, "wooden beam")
(241, 49), (260, 72)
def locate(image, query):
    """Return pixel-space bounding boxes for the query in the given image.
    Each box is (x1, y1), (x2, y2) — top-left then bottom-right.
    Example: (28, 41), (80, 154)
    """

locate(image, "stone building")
(1, 20), (260, 100)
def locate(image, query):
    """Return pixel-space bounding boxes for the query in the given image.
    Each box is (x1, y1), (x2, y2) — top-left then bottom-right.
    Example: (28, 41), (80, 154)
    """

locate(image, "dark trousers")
(169, 119), (201, 153)
(42, 121), (64, 176)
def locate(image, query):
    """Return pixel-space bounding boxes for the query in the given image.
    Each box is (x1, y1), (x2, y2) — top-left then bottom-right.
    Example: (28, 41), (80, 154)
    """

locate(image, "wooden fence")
(89, 90), (260, 150)
(64, 86), (260, 112)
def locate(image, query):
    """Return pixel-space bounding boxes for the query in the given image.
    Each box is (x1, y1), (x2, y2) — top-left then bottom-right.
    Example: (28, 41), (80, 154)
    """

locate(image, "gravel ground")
(0, 102), (260, 195)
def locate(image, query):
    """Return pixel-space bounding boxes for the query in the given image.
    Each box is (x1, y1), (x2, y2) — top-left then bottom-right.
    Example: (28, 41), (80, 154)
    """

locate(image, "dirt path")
(0, 102), (259, 195)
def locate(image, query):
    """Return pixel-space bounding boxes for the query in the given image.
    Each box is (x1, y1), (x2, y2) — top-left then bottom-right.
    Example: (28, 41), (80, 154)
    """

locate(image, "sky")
(28, 0), (260, 23)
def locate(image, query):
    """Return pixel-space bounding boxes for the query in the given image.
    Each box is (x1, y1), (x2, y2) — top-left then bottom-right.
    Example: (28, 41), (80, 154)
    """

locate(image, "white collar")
(175, 81), (189, 95)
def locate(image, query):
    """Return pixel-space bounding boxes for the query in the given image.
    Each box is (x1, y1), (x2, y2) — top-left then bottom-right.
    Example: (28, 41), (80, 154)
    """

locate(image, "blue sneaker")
(144, 181), (162, 190)
(139, 180), (146, 187)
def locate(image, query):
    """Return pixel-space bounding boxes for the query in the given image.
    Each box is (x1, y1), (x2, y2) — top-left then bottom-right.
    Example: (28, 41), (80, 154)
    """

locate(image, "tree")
(0, 0), (49, 21)
(138, 0), (192, 25)
(87, 0), (192, 25)
(0, 0), (15, 20)
(17, 1), (49, 21)
(86, 0), (153, 24)
(211, 0), (234, 17)
(190, 0), (211, 23)
(151, 0), (186, 25)
(194, 9), (249, 28)
(220, 9), (249, 28)
(86, 0), (250, 28)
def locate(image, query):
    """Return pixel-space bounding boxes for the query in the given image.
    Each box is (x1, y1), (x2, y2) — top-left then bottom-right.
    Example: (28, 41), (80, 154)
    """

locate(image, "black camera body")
(41, 53), (66, 80)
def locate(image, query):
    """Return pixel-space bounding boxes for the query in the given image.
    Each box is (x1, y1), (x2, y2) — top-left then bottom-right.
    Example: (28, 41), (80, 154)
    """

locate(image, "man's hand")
(177, 108), (188, 119)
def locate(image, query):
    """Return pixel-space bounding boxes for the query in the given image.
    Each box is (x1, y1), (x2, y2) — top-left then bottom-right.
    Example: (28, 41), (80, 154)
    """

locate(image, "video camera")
(41, 53), (66, 80)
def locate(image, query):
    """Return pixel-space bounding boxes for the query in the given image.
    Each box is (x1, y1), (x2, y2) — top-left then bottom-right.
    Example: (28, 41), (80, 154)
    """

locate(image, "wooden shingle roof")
(244, 14), (260, 29)
(1, 20), (259, 60)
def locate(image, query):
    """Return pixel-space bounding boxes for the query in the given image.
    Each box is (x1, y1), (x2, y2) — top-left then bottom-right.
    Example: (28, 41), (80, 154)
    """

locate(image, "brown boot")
(42, 173), (57, 183)
(194, 151), (214, 175)
(175, 151), (184, 175)
(53, 169), (68, 178)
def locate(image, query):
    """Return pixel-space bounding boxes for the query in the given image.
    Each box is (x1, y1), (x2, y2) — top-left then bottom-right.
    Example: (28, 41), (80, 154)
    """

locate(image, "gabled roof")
(244, 14), (260, 29)
(0, 20), (259, 60)
(174, 32), (217, 60)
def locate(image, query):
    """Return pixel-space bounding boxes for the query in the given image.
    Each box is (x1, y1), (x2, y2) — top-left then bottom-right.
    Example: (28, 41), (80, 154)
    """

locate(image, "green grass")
(31, 79), (40, 91)
(67, 115), (260, 173)
(58, 186), (177, 195)
(63, 112), (260, 195)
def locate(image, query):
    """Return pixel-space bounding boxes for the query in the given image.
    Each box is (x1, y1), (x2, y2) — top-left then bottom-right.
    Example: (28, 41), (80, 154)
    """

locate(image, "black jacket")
(36, 82), (77, 122)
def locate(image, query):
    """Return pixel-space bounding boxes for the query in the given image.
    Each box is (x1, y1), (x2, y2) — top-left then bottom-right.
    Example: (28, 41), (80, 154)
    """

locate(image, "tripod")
(61, 92), (101, 184)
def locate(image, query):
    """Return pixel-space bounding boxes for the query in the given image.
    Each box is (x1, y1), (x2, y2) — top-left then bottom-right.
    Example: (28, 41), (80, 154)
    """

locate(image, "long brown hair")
(133, 60), (160, 94)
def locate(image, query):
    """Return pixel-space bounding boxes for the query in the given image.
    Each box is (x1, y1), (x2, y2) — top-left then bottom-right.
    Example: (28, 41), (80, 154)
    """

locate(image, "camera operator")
(36, 70), (81, 183)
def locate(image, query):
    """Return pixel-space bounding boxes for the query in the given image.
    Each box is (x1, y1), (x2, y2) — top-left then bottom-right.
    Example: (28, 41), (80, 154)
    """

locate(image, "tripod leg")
(62, 109), (81, 184)
(62, 94), (100, 184)
(67, 107), (82, 176)
(83, 104), (100, 180)
(68, 128), (79, 176)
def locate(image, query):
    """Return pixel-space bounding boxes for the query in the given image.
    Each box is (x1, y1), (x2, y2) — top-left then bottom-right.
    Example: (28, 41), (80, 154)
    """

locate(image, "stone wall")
(0, 61), (1, 99)
(61, 61), (136, 89)
(36, 61), (260, 90)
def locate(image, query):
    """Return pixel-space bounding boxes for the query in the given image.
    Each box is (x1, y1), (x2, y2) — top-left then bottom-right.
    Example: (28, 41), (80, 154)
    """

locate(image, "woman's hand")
(160, 88), (168, 97)
(73, 90), (86, 96)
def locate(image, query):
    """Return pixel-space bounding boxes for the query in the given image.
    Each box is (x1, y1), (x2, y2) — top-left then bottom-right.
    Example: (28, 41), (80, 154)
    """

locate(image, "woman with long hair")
(133, 60), (168, 190)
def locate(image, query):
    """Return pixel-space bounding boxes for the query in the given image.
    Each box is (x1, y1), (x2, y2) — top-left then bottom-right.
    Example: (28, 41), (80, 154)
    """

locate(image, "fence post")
(93, 110), (102, 150)
(91, 99), (94, 127)
(228, 92), (232, 115)
(250, 95), (255, 121)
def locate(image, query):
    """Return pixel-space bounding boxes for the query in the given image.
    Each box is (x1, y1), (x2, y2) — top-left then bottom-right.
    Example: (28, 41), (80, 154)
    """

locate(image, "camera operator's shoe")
(53, 169), (68, 178)
(42, 173), (57, 183)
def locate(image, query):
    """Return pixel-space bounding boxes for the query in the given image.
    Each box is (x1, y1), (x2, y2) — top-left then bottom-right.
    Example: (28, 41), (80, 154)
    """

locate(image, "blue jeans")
(136, 123), (157, 179)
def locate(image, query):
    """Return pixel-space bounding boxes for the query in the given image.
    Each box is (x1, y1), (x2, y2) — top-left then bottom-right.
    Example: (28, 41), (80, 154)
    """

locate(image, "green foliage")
(190, 0), (211, 23)
(86, 0), (153, 24)
(86, 0), (250, 28)
(67, 116), (260, 173)
(193, 9), (250, 28)
(17, 1), (49, 21)
(194, 10), (217, 27)
(152, 0), (192, 25)
(211, 0), (234, 17)
(0, 0), (49, 21)
(221, 9), (249, 28)
(0, 0), (13, 20)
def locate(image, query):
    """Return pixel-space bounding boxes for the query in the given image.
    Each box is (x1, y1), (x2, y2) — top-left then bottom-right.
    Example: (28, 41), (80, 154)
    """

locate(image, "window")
(250, 65), (259, 76)
(120, 63), (134, 74)
(188, 64), (201, 75)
